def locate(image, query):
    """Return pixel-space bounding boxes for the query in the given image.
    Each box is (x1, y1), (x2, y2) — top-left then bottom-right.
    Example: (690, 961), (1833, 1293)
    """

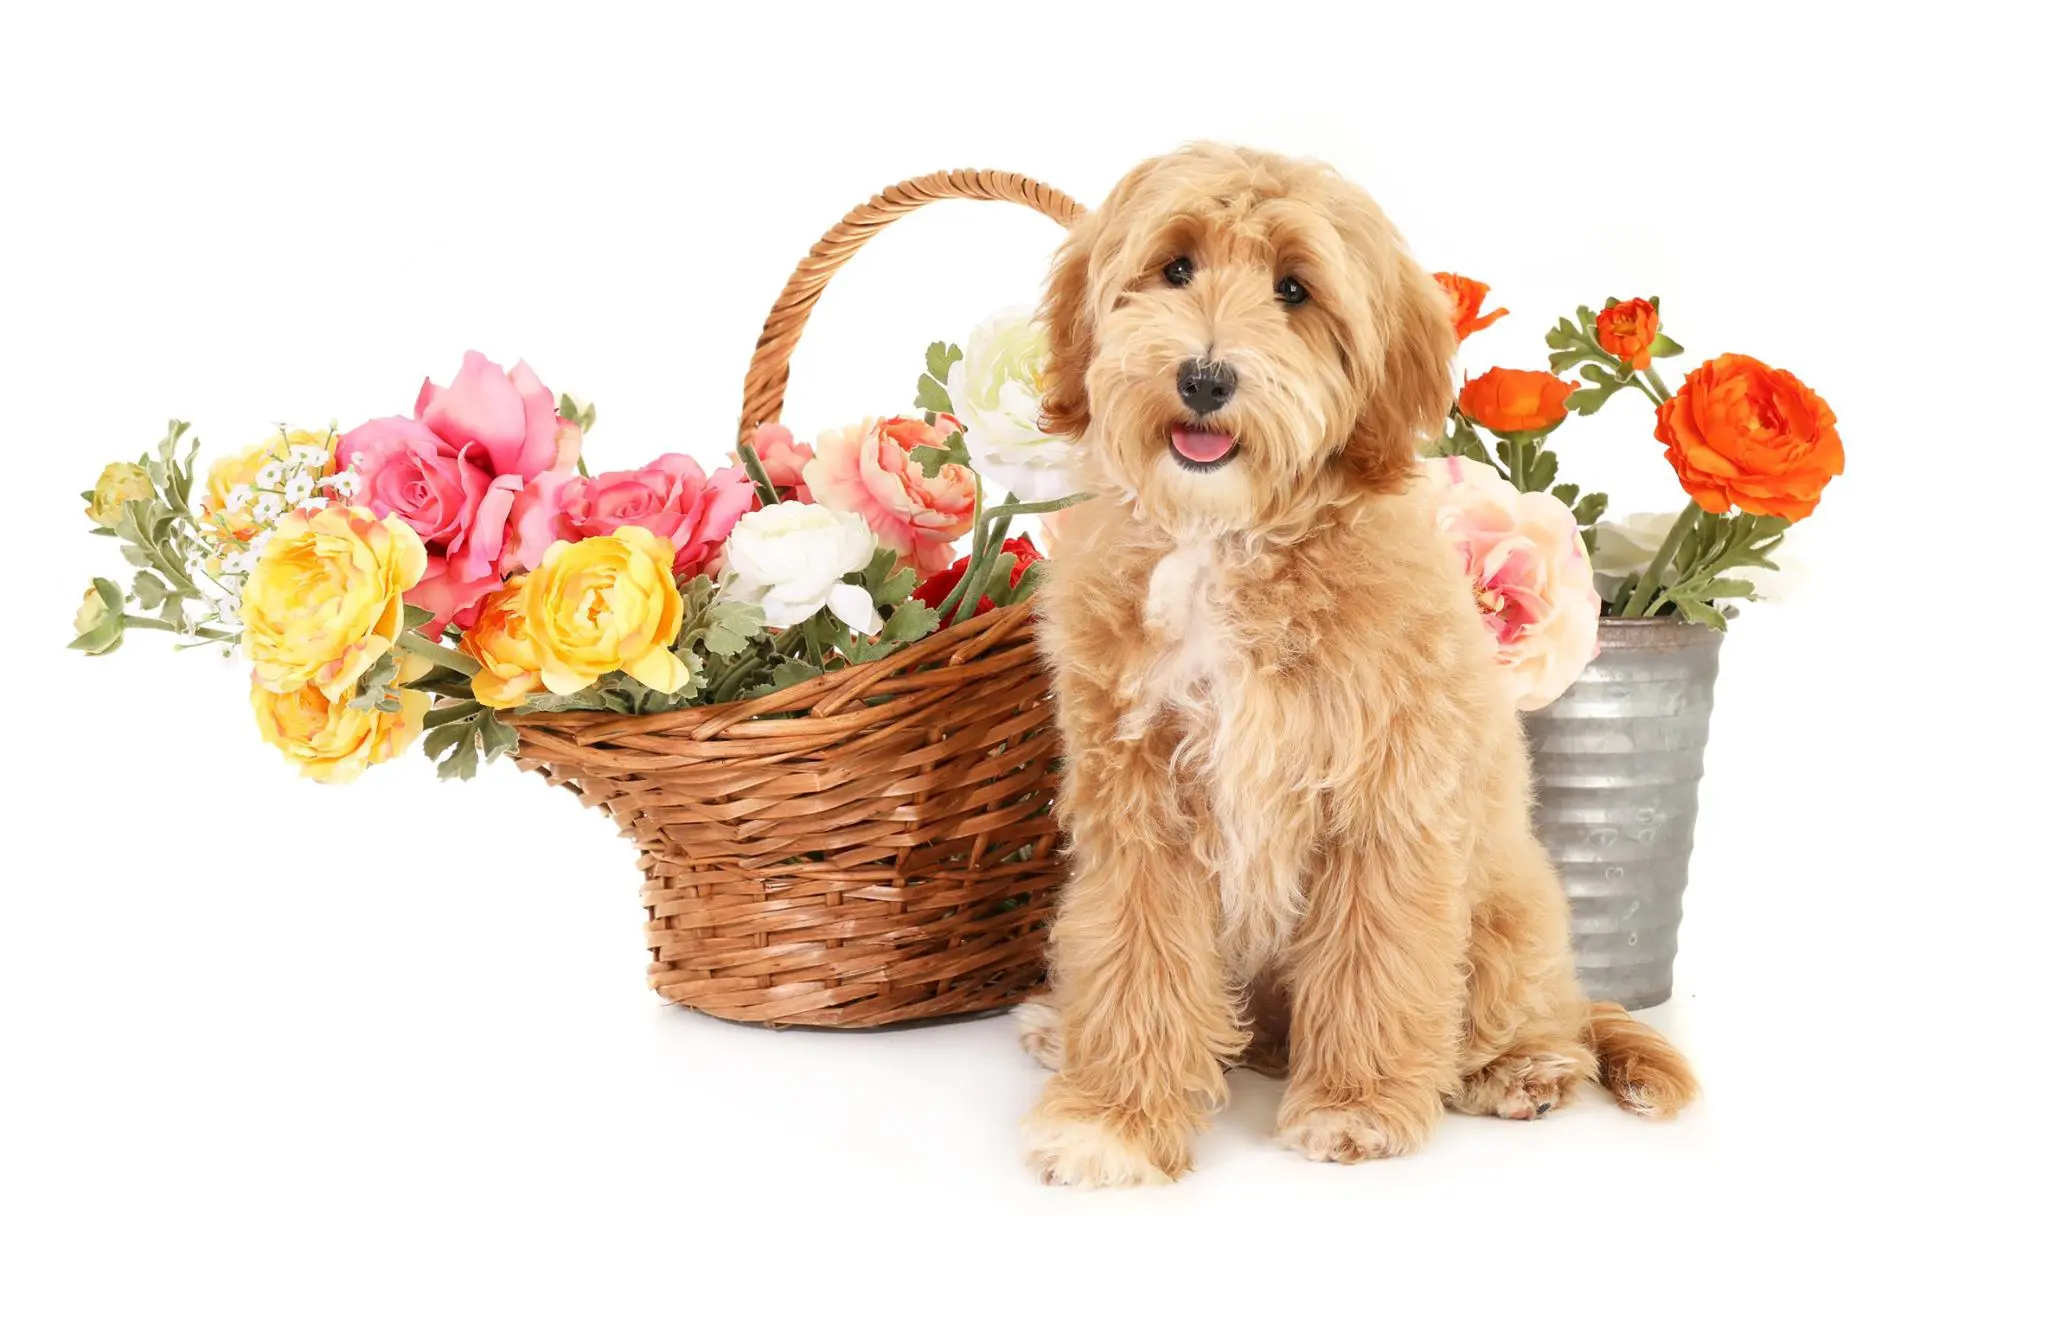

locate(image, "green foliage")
(347, 650), (402, 713)
(421, 704), (520, 782)
(556, 393), (598, 434)
(70, 420), (237, 656)
(1630, 509), (1788, 624)
(910, 429), (972, 480)
(914, 341), (963, 417)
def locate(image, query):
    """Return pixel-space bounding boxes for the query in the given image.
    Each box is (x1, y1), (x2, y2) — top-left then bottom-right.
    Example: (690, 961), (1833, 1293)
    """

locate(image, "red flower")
(912, 536), (1044, 627)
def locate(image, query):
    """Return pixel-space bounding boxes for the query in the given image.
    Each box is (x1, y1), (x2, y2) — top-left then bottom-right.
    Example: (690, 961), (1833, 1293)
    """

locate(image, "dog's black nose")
(1177, 359), (1237, 416)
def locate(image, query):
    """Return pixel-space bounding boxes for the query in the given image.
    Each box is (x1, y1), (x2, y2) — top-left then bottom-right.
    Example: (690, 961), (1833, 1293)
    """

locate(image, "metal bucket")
(1521, 618), (1723, 1009)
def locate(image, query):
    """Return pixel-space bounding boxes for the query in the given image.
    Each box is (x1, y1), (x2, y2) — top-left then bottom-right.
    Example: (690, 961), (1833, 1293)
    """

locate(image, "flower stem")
(734, 439), (781, 508)
(1642, 367), (1674, 405)
(936, 493), (1089, 623)
(397, 629), (483, 677)
(126, 616), (234, 640)
(1619, 500), (1701, 618)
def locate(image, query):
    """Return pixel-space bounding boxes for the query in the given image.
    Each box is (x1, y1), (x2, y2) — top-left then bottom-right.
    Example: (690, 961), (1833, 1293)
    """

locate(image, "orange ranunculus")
(1654, 354), (1843, 522)
(1457, 368), (1578, 434)
(1434, 273), (1508, 342)
(459, 575), (546, 710)
(1596, 298), (1660, 370)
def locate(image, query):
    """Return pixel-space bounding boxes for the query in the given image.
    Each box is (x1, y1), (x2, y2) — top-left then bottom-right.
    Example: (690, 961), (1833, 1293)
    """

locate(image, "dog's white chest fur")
(1122, 543), (1304, 971)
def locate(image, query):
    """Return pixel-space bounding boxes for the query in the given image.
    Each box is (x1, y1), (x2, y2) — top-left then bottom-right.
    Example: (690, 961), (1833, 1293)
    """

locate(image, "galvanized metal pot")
(1521, 618), (1724, 1010)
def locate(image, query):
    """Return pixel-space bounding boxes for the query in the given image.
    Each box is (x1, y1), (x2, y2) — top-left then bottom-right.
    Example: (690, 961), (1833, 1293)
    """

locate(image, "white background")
(4, 3), (2040, 1338)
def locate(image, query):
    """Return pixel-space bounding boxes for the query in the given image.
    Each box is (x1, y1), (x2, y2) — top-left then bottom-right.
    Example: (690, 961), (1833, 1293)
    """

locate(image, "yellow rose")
(202, 428), (330, 542)
(251, 654), (429, 783)
(241, 504), (427, 699)
(458, 576), (546, 709)
(86, 462), (154, 526)
(524, 526), (688, 694)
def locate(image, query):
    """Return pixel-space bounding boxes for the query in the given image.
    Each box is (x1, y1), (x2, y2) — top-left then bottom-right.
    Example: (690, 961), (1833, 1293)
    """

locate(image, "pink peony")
(416, 350), (581, 481)
(1421, 456), (1600, 712)
(744, 423), (815, 503)
(519, 455), (756, 577)
(802, 415), (975, 576)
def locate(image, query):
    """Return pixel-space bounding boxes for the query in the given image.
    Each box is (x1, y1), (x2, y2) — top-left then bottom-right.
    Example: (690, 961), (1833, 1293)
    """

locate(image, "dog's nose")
(1176, 359), (1237, 416)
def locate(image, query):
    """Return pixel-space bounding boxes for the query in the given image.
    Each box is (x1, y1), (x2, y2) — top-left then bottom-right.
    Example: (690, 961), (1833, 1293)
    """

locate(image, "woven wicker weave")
(514, 170), (1084, 1027)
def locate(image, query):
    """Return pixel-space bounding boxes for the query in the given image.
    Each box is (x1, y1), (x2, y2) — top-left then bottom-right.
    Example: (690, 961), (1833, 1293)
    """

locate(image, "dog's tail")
(1584, 1001), (1699, 1119)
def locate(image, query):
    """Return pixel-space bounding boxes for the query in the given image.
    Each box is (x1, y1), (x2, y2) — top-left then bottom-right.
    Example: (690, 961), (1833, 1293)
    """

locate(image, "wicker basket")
(513, 170), (1084, 1028)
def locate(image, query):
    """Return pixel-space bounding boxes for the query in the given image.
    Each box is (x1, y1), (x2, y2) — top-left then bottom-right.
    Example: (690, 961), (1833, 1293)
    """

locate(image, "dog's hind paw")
(1013, 997), (1062, 1072)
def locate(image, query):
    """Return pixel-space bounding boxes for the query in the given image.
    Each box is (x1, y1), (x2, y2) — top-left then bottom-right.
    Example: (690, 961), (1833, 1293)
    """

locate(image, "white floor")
(6, 688), (2029, 1338)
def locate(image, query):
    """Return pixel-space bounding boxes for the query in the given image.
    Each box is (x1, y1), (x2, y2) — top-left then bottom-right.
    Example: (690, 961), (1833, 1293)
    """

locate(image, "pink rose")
(1421, 456), (1600, 712)
(341, 416), (503, 570)
(802, 415), (975, 576)
(416, 350), (582, 481)
(406, 556), (502, 636)
(522, 455), (756, 577)
(744, 423), (815, 503)
(504, 469), (577, 573)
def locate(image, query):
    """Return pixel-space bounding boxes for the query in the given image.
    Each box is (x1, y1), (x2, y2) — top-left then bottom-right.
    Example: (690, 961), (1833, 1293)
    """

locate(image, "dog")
(1017, 143), (1697, 1187)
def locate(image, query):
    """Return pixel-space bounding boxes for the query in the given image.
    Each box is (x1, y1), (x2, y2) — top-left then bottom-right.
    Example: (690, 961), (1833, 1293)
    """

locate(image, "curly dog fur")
(1020, 144), (1697, 1187)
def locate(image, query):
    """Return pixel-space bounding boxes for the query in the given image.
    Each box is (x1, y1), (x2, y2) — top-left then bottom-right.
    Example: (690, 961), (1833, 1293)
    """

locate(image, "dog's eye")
(1275, 275), (1309, 307)
(1162, 256), (1195, 287)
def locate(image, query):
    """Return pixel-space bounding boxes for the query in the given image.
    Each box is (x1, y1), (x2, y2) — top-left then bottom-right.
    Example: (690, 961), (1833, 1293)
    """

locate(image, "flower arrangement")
(68, 276), (1843, 774)
(70, 316), (1084, 782)
(1422, 274), (1844, 707)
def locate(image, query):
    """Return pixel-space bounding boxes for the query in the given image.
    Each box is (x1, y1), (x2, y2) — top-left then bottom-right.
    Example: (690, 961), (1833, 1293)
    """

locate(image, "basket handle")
(737, 169), (1084, 445)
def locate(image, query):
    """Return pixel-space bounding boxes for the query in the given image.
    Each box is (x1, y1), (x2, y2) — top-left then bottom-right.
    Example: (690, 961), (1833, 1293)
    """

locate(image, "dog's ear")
(1037, 208), (1100, 442)
(1341, 252), (1455, 492)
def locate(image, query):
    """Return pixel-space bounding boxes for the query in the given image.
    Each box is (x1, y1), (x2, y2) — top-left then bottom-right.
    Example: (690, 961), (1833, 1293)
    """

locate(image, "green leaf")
(347, 651), (401, 712)
(1570, 492), (1608, 528)
(1526, 449), (1558, 493)
(1566, 380), (1627, 416)
(402, 603), (439, 631)
(913, 373), (953, 417)
(877, 598), (939, 644)
(1647, 333), (1684, 358)
(924, 340), (963, 385)
(1673, 598), (1729, 632)
(1682, 577), (1757, 602)
(909, 429), (972, 479)
(476, 709), (520, 762)
(767, 660), (825, 690)
(130, 569), (170, 611)
(1550, 482), (1580, 507)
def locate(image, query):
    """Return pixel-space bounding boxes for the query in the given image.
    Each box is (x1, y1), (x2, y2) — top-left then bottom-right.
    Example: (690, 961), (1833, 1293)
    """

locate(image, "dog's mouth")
(1167, 423), (1240, 472)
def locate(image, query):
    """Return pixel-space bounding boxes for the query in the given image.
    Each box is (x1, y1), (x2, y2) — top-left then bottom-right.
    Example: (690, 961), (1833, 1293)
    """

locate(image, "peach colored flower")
(742, 423), (815, 504)
(1421, 457), (1599, 712)
(802, 415), (975, 575)
(1434, 273), (1508, 342)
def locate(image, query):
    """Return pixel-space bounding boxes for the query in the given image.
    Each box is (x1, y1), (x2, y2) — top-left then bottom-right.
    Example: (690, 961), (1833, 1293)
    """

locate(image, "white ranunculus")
(719, 501), (881, 634)
(1592, 511), (1803, 603)
(945, 307), (1077, 503)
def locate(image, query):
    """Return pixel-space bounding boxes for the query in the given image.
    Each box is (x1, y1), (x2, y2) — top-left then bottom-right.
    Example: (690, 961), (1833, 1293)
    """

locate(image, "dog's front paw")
(1023, 1103), (1183, 1188)
(1277, 1096), (1434, 1165)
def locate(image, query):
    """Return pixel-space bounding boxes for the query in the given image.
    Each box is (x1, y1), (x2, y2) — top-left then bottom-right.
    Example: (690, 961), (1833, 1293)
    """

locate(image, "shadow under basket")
(513, 601), (1064, 1028)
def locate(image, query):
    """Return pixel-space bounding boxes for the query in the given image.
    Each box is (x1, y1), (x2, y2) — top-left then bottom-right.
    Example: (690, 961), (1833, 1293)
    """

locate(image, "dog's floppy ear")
(1341, 252), (1455, 492)
(1037, 208), (1100, 442)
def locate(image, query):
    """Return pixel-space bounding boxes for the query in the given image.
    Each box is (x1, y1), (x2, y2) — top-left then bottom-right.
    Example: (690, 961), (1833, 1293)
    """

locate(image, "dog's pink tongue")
(1170, 426), (1237, 462)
